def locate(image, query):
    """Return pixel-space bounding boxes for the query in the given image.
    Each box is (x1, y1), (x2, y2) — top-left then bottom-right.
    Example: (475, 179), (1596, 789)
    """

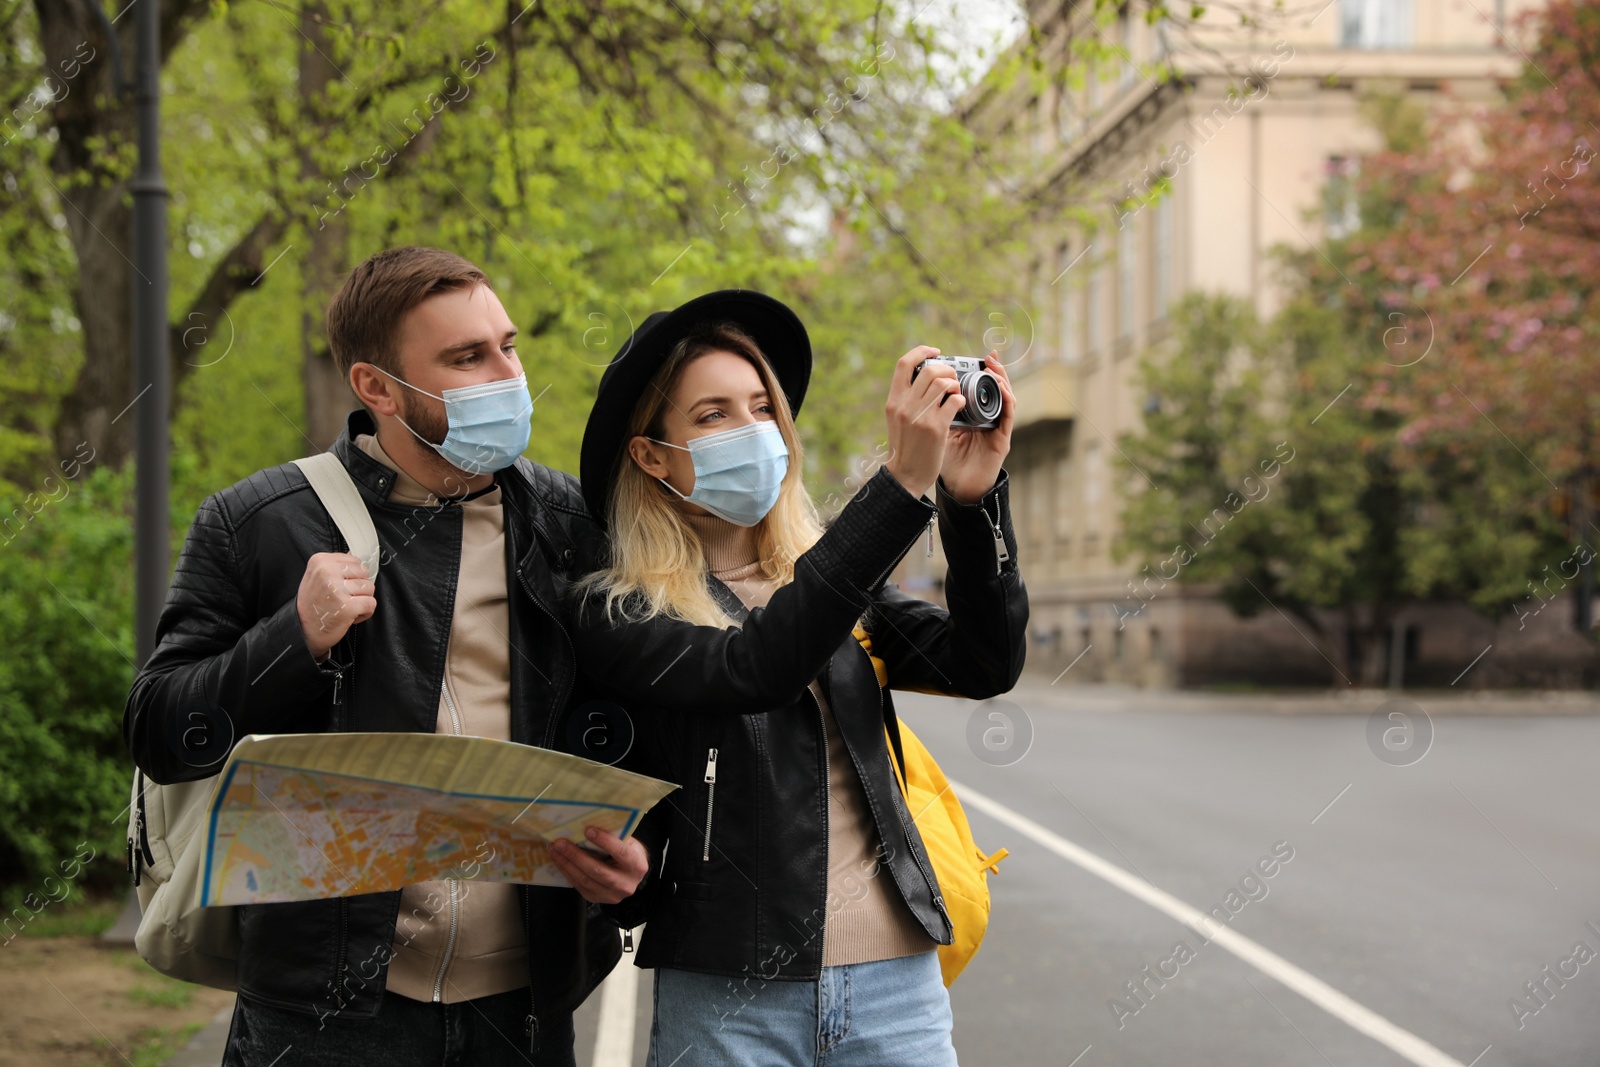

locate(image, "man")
(125, 246), (648, 1066)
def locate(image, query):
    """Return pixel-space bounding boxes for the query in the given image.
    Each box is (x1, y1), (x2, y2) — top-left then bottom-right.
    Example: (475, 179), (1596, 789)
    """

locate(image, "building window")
(1084, 442), (1103, 534)
(1150, 627), (1163, 661)
(1117, 222), (1135, 340)
(1087, 259), (1106, 356)
(1113, 627), (1126, 660)
(1119, 9), (1136, 87)
(1056, 453), (1073, 539)
(1038, 91), (1060, 159)
(1324, 155), (1361, 239)
(1058, 242), (1080, 363)
(1341, 0), (1412, 49)
(1154, 195), (1172, 319)
(1029, 96), (1047, 161)
(1028, 464), (1048, 547)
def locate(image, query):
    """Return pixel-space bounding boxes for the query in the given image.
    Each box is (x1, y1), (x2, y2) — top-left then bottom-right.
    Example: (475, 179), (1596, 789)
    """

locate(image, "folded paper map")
(196, 732), (677, 908)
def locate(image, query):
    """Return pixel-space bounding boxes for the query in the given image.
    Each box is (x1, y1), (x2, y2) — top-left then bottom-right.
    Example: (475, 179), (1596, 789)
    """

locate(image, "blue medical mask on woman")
(376, 367), (533, 476)
(649, 420), (790, 527)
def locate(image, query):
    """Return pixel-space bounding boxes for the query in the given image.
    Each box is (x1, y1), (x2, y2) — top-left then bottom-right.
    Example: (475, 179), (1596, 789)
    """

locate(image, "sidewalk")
(1004, 678), (1600, 716)
(161, 1005), (234, 1066)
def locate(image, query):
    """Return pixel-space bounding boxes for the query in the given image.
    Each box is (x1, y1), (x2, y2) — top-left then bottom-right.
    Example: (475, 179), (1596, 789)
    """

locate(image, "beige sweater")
(355, 434), (529, 1004)
(679, 508), (935, 966)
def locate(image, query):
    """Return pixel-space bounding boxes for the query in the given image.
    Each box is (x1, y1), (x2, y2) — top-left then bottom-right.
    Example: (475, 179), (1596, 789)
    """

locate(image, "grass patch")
(127, 979), (195, 1009)
(119, 948), (202, 1008)
(7, 892), (124, 939)
(96, 1021), (208, 1067)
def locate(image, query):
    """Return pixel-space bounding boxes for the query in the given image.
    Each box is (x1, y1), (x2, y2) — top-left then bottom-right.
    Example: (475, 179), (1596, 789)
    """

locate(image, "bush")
(0, 462), (137, 907)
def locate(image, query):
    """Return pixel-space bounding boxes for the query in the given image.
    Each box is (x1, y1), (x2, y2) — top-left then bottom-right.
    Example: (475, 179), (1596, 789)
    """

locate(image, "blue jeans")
(220, 986), (575, 1066)
(647, 950), (958, 1067)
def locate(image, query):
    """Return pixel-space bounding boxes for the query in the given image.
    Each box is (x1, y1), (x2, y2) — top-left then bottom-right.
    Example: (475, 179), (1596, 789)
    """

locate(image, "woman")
(570, 290), (1027, 1066)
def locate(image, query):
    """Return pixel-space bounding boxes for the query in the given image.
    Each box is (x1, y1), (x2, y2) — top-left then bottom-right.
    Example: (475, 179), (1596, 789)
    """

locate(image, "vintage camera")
(913, 356), (1004, 429)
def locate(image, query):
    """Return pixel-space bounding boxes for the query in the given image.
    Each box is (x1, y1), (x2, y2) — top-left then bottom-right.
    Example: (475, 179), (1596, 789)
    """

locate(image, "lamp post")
(132, 0), (170, 666)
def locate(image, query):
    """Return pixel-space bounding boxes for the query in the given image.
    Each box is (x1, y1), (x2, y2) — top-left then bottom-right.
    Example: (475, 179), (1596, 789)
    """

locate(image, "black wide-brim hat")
(579, 289), (811, 525)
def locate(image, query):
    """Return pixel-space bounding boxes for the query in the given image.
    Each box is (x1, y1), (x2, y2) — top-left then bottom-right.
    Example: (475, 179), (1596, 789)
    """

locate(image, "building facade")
(890, 0), (1597, 688)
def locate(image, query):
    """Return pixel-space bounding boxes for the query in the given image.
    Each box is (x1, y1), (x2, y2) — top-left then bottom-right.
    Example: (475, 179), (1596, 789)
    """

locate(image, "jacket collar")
(328, 408), (578, 580)
(708, 574), (752, 621)
(331, 409), (407, 503)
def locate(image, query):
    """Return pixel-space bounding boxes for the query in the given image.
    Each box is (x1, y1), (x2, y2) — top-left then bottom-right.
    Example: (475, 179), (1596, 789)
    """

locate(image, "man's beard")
(401, 390), (450, 450)
(399, 391), (472, 488)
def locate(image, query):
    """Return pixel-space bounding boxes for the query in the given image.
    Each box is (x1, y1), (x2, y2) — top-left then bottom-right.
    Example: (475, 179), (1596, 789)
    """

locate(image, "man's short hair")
(326, 247), (489, 380)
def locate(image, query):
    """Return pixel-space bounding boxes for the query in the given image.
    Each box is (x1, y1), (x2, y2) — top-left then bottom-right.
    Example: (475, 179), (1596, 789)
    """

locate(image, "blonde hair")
(577, 324), (823, 628)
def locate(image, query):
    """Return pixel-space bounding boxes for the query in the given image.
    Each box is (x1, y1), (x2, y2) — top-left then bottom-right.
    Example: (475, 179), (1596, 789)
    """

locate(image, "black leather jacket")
(124, 410), (617, 1046)
(575, 465), (1028, 980)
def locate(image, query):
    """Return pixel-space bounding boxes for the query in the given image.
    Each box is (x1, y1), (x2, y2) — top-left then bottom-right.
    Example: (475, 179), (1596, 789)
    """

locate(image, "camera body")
(913, 356), (1003, 430)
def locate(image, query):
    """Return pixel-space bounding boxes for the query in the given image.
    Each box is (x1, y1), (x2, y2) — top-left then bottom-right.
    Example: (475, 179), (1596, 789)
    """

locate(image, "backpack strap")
(292, 453), (381, 582)
(856, 623), (909, 788)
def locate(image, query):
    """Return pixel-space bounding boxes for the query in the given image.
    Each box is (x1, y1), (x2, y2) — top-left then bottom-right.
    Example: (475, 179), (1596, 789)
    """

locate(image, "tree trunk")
(38, 1), (136, 466)
(1353, 604), (1393, 688)
(298, 2), (355, 449)
(39, 0), (222, 470)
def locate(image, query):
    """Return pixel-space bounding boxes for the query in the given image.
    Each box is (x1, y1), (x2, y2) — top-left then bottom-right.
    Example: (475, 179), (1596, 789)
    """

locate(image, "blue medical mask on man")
(649, 420), (789, 527)
(375, 366), (533, 476)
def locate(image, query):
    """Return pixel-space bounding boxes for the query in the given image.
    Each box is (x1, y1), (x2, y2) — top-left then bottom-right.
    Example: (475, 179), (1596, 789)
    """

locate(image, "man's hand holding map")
(196, 731), (676, 908)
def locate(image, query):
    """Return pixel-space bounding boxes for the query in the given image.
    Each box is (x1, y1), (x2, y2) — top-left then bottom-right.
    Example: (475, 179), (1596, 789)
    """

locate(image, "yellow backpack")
(855, 626), (1009, 986)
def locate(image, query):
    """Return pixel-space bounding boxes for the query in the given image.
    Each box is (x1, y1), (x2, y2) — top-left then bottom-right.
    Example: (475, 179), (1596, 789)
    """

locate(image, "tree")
(1116, 2), (1600, 686)
(1318, 0), (1600, 634)
(1, 0), (954, 476)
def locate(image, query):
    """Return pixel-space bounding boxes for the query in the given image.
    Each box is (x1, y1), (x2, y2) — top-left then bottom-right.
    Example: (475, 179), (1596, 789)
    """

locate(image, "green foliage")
(7, 889), (123, 937)
(1114, 3), (1600, 684)
(0, 0), (1251, 893)
(1116, 280), (1566, 684)
(0, 463), (137, 900)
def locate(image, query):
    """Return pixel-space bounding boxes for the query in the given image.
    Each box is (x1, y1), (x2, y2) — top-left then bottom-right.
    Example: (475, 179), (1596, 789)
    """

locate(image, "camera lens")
(967, 371), (1003, 422)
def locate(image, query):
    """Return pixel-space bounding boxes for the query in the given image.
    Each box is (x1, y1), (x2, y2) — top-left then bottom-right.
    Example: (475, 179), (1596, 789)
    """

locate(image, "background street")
(903, 684), (1600, 1067)
(150, 684), (1600, 1067)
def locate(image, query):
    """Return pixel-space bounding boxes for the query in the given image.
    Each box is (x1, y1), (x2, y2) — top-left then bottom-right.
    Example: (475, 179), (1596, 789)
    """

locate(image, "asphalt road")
(166, 684), (1600, 1067)
(896, 683), (1600, 1067)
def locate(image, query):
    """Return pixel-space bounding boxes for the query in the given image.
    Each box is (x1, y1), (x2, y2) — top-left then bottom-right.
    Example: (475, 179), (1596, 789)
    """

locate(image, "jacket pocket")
(701, 747), (718, 861)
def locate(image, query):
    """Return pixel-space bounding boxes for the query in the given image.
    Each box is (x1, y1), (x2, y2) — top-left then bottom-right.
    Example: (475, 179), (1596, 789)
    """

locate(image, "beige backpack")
(128, 453), (380, 988)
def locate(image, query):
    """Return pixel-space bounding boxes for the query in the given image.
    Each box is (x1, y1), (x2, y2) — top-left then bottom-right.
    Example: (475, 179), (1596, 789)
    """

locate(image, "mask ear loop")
(370, 364), (447, 402)
(640, 436), (752, 518)
(642, 437), (692, 501)
(367, 364), (455, 465)
(369, 367), (533, 465)
(646, 426), (782, 497)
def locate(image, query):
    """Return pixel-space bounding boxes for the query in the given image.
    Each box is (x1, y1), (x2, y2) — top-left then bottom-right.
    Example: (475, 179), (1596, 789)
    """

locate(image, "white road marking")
(952, 779), (1469, 1067)
(591, 939), (643, 1067)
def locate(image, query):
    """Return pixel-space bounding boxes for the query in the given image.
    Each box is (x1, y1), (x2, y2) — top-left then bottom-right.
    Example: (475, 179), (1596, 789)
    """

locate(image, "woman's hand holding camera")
(939, 351), (1015, 504)
(883, 346), (963, 500)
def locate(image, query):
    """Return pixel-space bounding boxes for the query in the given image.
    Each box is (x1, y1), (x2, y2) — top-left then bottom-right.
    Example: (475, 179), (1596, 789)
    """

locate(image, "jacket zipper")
(431, 879), (462, 1002)
(432, 678), (464, 1002)
(516, 564), (575, 749)
(523, 889), (541, 1051)
(702, 748), (719, 861)
(128, 770), (155, 886)
(334, 896), (350, 1011)
(441, 676), (463, 734)
(876, 675), (953, 940)
(329, 633), (352, 1010)
(330, 627), (356, 730)
(807, 685), (831, 941)
(866, 513), (934, 593)
(506, 504), (570, 1050)
(983, 497), (1010, 575)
